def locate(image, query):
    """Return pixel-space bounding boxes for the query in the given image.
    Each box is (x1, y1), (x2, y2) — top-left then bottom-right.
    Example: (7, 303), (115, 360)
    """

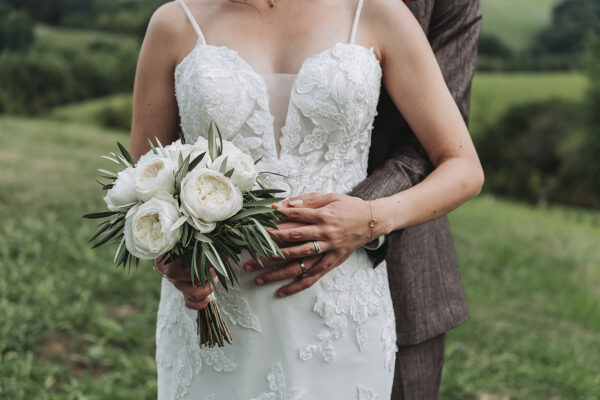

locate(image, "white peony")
(164, 137), (211, 167)
(210, 149), (258, 192)
(103, 167), (138, 211)
(180, 168), (243, 229)
(134, 151), (177, 201)
(124, 191), (182, 259)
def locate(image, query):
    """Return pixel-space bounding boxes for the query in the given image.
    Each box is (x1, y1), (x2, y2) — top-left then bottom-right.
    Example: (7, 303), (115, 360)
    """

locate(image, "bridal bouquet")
(83, 121), (285, 347)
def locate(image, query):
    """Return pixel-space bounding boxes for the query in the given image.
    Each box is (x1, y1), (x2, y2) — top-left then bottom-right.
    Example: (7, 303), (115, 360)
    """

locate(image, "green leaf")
(188, 152), (206, 172)
(224, 168), (235, 178)
(226, 207), (278, 222)
(250, 217), (279, 256)
(208, 121), (217, 161)
(191, 240), (199, 286)
(215, 123), (224, 157)
(175, 153), (191, 188)
(199, 246), (207, 287)
(87, 221), (113, 243)
(242, 198), (282, 207)
(254, 155), (263, 165)
(218, 155), (228, 174)
(91, 222), (124, 249)
(117, 142), (134, 165)
(206, 243), (229, 281)
(249, 188), (287, 195)
(114, 239), (129, 267)
(82, 211), (121, 219)
(147, 138), (159, 155)
(177, 130), (186, 144)
(97, 168), (118, 178)
(194, 232), (213, 243)
(258, 171), (288, 178)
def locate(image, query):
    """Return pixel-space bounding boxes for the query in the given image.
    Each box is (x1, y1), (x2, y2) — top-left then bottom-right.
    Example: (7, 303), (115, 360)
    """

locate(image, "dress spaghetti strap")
(175, 0), (207, 44)
(349, 0), (364, 44)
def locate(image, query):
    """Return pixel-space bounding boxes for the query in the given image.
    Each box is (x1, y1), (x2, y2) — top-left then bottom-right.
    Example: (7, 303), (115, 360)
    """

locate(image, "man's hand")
(242, 193), (377, 297)
(154, 257), (218, 311)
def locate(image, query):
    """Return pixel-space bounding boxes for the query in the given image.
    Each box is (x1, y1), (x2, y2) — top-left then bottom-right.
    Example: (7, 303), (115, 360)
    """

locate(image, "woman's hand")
(154, 257), (218, 311)
(243, 193), (382, 297)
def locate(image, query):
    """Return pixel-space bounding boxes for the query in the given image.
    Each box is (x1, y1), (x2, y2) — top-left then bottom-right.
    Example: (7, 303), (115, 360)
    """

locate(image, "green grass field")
(469, 71), (588, 138)
(1, 115), (599, 399)
(481, 0), (562, 52)
(34, 24), (139, 50)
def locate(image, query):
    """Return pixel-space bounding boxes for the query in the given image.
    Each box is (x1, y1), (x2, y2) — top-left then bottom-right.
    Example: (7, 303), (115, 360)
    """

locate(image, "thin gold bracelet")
(368, 200), (377, 240)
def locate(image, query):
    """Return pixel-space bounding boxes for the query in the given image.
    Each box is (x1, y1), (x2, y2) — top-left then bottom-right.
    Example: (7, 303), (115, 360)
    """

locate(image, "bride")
(129, 0), (484, 399)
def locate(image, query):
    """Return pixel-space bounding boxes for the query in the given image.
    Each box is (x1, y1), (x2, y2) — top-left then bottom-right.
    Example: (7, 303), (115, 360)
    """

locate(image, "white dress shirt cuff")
(362, 234), (386, 250)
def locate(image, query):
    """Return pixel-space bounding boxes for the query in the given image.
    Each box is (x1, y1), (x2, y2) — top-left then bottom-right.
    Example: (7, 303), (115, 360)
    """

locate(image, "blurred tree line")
(478, 0), (600, 71)
(2, 0), (164, 37)
(0, 0), (166, 114)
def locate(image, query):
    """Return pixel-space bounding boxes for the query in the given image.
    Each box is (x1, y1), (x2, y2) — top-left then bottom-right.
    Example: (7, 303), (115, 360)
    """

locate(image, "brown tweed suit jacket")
(348, 0), (483, 346)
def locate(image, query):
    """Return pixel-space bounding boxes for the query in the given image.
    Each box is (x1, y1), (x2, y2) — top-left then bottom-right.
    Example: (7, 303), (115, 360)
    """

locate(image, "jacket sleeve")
(349, 0), (483, 266)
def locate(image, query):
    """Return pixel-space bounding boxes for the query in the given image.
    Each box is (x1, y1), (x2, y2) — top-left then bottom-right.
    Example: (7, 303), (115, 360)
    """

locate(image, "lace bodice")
(173, 4), (382, 197)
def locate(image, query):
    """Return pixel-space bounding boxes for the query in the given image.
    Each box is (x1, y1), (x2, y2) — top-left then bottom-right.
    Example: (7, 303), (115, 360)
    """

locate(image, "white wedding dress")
(156, 1), (397, 399)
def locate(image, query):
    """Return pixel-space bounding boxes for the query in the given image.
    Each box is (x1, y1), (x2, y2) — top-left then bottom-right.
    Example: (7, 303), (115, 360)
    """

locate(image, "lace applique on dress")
(357, 385), (378, 400)
(250, 362), (308, 400)
(298, 251), (390, 363)
(157, 280), (253, 399)
(216, 283), (262, 332)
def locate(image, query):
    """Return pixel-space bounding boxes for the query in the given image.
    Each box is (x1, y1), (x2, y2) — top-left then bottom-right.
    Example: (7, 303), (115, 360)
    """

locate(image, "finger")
(276, 273), (321, 297)
(254, 255), (321, 286)
(277, 207), (323, 224)
(243, 255), (288, 272)
(306, 251), (345, 276)
(184, 295), (211, 310)
(268, 225), (326, 244)
(279, 241), (329, 260)
(273, 192), (320, 209)
(280, 193), (342, 209)
(173, 275), (218, 301)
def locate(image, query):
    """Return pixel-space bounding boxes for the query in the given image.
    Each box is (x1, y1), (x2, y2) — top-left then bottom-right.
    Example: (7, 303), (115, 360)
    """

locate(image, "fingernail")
(277, 291), (286, 297)
(290, 200), (303, 206)
(255, 278), (264, 286)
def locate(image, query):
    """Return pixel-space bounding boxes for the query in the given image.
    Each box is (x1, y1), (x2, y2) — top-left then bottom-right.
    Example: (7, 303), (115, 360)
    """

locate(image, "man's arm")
(349, 0), (482, 263)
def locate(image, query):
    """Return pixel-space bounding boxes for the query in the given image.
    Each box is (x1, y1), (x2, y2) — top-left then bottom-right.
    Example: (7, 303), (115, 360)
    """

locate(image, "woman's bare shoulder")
(360, 0), (425, 59)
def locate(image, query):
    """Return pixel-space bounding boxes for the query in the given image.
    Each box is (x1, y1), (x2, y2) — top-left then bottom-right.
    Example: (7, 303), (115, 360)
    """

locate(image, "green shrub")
(96, 101), (133, 131)
(0, 4), (35, 51)
(476, 99), (598, 207)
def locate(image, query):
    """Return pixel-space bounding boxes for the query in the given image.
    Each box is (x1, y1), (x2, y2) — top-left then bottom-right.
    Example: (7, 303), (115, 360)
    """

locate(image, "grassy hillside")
(481, 0), (562, 52)
(469, 71), (588, 138)
(0, 115), (599, 399)
(35, 24), (138, 46)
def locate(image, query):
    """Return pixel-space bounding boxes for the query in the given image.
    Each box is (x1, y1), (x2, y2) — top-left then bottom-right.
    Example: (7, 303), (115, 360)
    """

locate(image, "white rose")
(134, 152), (177, 201)
(124, 191), (182, 259)
(210, 150), (258, 192)
(180, 168), (243, 226)
(103, 167), (137, 211)
(165, 137), (211, 167)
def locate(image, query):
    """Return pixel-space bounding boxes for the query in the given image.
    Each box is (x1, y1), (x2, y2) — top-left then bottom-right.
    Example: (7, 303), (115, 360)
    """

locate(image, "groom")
(246, 1), (483, 398)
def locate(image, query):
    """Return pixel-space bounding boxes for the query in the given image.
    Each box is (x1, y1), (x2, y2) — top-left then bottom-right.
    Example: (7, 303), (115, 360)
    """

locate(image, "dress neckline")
(174, 40), (381, 161)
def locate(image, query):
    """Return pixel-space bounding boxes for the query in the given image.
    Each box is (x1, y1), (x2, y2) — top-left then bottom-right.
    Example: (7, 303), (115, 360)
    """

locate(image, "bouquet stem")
(197, 294), (232, 348)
